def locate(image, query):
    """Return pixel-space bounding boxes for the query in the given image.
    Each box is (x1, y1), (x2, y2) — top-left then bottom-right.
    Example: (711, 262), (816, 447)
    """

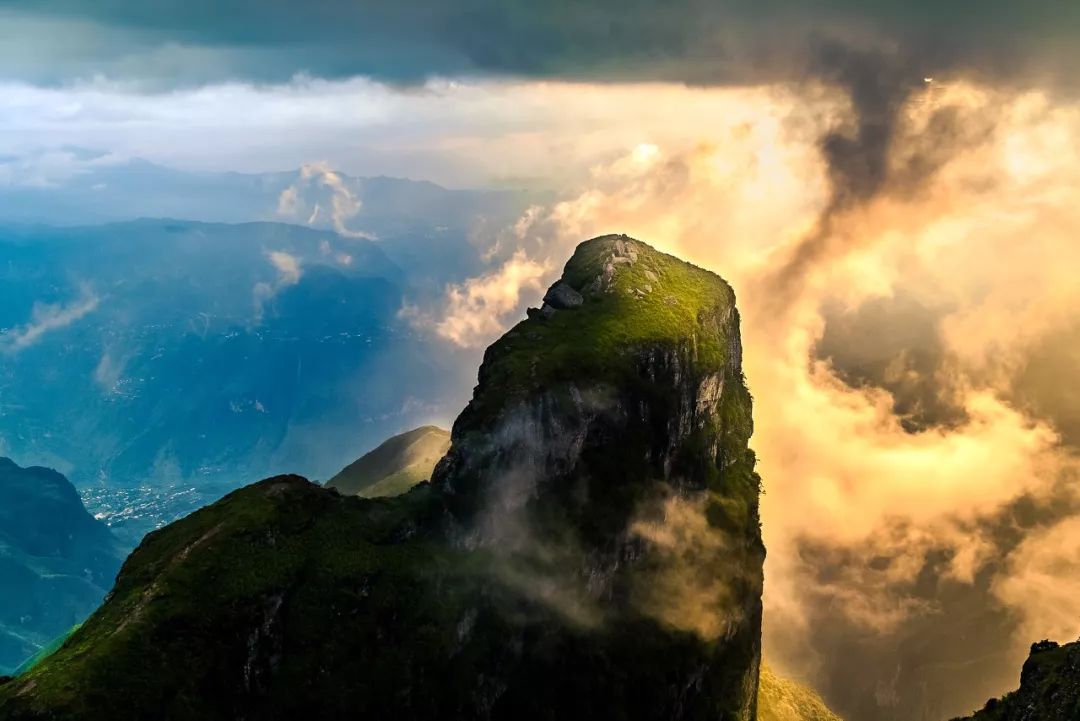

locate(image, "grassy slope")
(0, 477), (460, 718)
(10, 626), (80, 677)
(0, 459), (122, 674)
(758, 664), (843, 721)
(326, 426), (450, 498)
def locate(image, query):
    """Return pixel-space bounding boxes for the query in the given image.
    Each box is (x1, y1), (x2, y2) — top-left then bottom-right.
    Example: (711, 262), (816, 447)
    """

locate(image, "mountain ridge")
(0, 458), (122, 675)
(326, 425), (451, 498)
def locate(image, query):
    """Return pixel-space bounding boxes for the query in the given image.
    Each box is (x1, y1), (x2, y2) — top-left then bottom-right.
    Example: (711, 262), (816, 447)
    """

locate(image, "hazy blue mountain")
(0, 219), (476, 545)
(0, 157), (524, 227)
(0, 158), (534, 291)
(0, 458), (122, 675)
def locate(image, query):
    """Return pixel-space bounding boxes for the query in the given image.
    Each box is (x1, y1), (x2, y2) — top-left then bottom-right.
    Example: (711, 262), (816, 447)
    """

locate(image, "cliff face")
(0, 235), (764, 721)
(954, 640), (1080, 721)
(433, 235), (764, 712)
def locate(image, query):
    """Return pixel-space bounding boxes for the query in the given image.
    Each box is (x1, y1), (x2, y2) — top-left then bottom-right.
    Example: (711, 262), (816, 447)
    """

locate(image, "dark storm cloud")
(815, 293), (970, 433)
(3, 0), (1080, 87)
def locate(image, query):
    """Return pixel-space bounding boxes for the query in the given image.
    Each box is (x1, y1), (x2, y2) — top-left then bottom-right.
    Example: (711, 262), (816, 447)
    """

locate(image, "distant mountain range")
(0, 218), (480, 544)
(0, 157), (532, 232)
(0, 162), (544, 546)
(0, 458), (122, 675)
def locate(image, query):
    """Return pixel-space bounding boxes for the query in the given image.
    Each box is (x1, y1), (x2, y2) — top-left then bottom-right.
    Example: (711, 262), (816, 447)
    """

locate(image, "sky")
(5, 3), (1080, 720)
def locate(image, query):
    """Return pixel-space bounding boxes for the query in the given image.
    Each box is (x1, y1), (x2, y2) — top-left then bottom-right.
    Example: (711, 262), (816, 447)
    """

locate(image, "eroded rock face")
(542, 280), (584, 310)
(0, 236), (764, 721)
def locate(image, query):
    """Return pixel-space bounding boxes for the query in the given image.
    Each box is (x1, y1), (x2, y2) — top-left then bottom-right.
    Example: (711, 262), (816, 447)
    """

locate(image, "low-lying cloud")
(252, 250), (303, 324)
(404, 249), (550, 348)
(0, 290), (99, 353)
(277, 162), (374, 240)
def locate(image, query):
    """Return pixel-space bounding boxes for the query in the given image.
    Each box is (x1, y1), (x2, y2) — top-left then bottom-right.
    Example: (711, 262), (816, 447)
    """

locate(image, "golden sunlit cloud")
(407, 75), (1080, 717)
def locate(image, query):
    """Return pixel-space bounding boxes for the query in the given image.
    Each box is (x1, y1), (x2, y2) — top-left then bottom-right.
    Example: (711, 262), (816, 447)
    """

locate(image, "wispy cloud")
(403, 249), (551, 348)
(0, 290), (99, 353)
(252, 250), (302, 324)
(277, 162), (374, 240)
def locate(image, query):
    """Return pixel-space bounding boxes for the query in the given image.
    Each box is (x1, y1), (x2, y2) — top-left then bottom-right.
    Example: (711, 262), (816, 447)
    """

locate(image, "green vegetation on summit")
(758, 664), (843, 721)
(326, 426), (450, 498)
(0, 235), (764, 721)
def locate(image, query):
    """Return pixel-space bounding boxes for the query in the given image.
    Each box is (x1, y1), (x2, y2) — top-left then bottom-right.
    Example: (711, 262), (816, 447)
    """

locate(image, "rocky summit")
(0, 235), (765, 721)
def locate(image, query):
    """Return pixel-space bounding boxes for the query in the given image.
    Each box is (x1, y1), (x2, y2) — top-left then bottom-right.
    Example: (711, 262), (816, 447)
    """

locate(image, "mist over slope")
(758, 664), (842, 721)
(331, 424), (844, 721)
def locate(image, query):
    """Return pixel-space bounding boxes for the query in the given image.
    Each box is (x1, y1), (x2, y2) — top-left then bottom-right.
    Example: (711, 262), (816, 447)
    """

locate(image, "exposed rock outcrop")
(542, 280), (584, 310)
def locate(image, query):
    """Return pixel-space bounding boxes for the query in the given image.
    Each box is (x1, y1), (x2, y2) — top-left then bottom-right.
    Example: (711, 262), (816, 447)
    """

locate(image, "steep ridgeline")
(954, 639), (1080, 721)
(0, 459), (122, 675)
(326, 426), (451, 498)
(0, 235), (764, 721)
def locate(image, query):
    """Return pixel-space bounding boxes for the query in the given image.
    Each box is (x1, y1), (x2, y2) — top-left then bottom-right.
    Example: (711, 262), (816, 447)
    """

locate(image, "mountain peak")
(326, 426), (451, 498)
(0, 237), (764, 721)
(458, 235), (741, 428)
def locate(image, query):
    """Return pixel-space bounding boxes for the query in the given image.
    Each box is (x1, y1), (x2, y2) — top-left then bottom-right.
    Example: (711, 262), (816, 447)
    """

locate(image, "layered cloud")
(0, 290), (100, 353)
(4, 2), (1080, 89)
